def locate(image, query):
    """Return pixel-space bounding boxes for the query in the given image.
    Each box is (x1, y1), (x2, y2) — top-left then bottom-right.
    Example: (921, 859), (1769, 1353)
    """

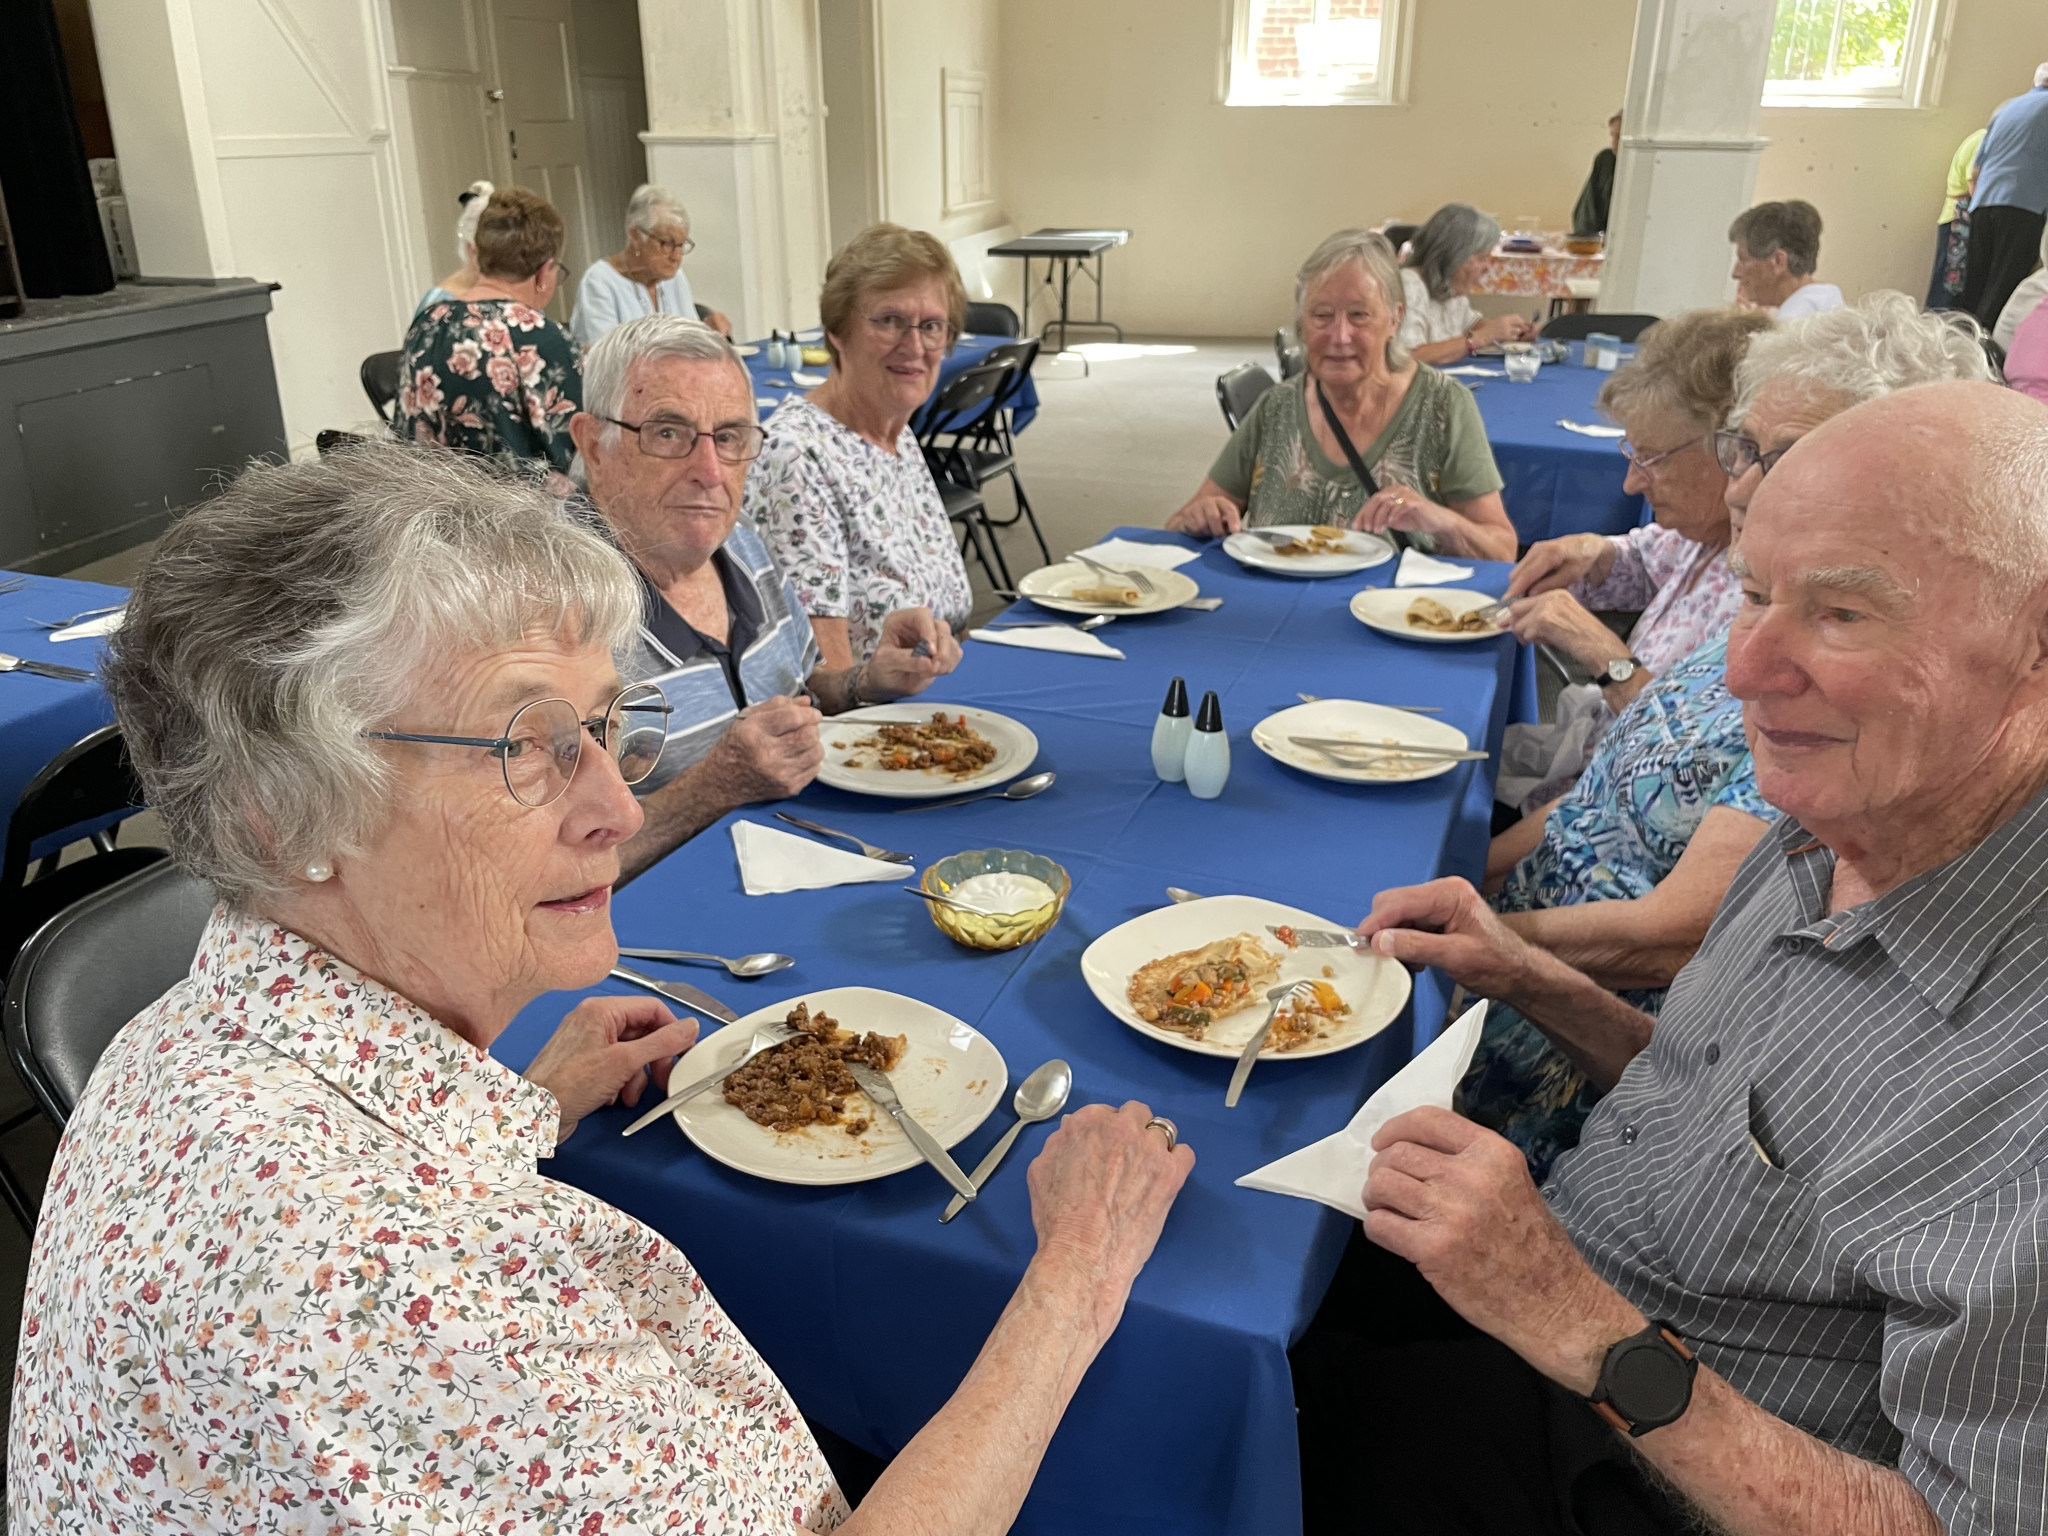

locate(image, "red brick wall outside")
(1250, 0), (1385, 82)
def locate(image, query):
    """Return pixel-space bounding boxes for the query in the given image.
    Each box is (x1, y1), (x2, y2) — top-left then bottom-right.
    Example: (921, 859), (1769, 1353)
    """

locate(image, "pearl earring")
(303, 859), (334, 883)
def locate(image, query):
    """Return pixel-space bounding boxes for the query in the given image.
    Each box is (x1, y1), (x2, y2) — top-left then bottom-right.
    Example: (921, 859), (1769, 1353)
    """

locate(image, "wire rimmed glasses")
(866, 311), (953, 350)
(646, 231), (696, 256)
(1712, 430), (1792, 481)
(1619, 435), (1705, 479)
(599, 416), (766, 463)
(363, 682), (672, 807)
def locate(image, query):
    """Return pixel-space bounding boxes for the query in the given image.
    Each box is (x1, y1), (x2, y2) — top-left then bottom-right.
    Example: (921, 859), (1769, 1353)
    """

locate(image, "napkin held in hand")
(1235, 1000), (1488, 1220)
(731, 820), (912, 896)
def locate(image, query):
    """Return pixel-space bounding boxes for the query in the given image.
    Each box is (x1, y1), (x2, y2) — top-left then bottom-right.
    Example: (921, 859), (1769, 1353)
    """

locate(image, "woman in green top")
(1166, 229), (1514, 560)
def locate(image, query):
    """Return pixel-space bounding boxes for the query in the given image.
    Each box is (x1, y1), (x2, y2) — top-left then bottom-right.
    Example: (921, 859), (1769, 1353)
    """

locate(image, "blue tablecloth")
(1470, 344), (1644, 545)
(0, 573), (123, 860)
(496, 529), (1534, 1535)
(744, 331), (1040, 434)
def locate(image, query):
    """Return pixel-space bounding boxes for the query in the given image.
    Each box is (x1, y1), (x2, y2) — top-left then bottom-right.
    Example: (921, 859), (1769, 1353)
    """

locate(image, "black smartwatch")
(1599, 656), (1642, 689)
(1586, 1321), (1697, 1437)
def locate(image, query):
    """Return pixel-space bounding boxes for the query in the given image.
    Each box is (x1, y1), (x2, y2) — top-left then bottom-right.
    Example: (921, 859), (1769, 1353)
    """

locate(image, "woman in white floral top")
(747, 224), (975, 666)
(12, 445), (1190, 1535)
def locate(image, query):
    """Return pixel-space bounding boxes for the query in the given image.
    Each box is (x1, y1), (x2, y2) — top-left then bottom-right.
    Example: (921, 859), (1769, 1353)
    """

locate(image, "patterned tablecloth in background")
(1468, 233), (1605, 299)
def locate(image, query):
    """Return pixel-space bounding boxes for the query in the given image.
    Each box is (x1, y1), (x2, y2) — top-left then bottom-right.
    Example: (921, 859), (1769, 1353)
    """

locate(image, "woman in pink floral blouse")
(11, 444), (1190, 1534)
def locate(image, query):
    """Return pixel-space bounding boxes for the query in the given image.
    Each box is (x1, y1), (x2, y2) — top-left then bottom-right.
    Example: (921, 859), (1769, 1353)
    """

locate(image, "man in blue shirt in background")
(1961, 63), (2048, 329)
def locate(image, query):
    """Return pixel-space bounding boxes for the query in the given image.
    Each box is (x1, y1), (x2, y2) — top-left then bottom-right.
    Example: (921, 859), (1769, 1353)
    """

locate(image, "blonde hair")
(1295, 229), (1410, 371)
(817, 223), (966, 367)
(1598, 308), (1775, 432)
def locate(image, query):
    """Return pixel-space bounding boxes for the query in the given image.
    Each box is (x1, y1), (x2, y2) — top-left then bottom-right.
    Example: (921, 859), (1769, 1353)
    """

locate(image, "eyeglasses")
(363, 682), (672, 807)
(1712, 430), (1793, 480)
(866, 312), (952, 350)
(1619, 436), (1704, 477)
(600, 415), (766, 463)
(646, 232), (695, 256)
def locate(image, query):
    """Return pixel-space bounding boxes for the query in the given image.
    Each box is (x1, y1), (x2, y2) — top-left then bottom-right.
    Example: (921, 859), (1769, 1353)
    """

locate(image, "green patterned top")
(1207, 368), (1502, 529)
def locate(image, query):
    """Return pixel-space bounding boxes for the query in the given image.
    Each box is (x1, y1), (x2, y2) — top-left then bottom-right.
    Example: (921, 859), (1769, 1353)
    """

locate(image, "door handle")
(486, 88), (505, 103)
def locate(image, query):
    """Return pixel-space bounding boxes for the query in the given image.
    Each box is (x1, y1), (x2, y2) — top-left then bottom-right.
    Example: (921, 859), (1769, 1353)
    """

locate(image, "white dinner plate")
(1349, 586), (1509, 644)
(1080, 894), (1411, 1062)
(1016, 560), (1200, 616)
(817, 703), (1039, 799)
(1222, 526), (1395, 577)
(1251, 700), (1471, 786)
(733, 343), (760, 357)
(667, 987), (1006, 1186)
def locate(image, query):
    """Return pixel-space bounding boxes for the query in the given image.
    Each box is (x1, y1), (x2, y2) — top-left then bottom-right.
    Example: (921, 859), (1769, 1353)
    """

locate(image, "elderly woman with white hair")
(10, 444), (1190, 1533)
(1167, 228), (1517, 558)
(413, 177), (492, 315)
(572, 183), (732, 347)
(1396, 204), (1538, 365)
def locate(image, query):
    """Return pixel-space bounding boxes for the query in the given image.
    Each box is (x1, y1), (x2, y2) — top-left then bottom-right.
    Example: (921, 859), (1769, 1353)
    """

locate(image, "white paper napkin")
(755, 397), (779, 408)
(1558, 419), (1626, 439)
(1393, 550), (1474, 587)
(1236, 1000), (1488, 1221)
(1068, 538), (1202, 572)
(50, 610), (125, 642)
(791, 370), (829, 387)
(730, 820), (912, 897)
(1437, 364), (1504, 379)
(968, 626), (1126, 660)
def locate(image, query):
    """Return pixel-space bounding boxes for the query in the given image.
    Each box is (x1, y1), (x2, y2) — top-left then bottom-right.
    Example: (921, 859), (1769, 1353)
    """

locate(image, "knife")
(609, 965), (740, 1023)
(1227, 982), (1313, 1108)
(620, 1020), (801, 1136)
(845, 1061), (978, 1200)
(1266, 925), (1366, 951)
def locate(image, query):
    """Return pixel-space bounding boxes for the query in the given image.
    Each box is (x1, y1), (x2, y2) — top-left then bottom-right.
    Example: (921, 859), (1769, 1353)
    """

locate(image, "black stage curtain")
(0, 0), (116, 298)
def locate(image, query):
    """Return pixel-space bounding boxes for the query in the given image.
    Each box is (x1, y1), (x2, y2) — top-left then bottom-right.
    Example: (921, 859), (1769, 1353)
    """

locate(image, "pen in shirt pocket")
(1746, 1084), (1785, 1169)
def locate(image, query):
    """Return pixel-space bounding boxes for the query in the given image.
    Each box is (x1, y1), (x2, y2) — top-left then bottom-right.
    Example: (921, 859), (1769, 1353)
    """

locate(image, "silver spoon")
(941, 1059), (1073, 1222)
(906, 886), (996, 916)
(615, 946), (794, 978)
(893, 770), (1057, 813)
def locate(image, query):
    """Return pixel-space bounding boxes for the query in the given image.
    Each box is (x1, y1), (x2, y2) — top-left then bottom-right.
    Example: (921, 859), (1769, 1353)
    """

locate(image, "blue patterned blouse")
(1459, 633), (1773, 1177)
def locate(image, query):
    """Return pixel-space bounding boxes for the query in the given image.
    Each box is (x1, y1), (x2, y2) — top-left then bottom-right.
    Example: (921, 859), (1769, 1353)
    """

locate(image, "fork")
(773, 811), (913, 864)
(1226, 981), (1317, 1107)
(0, 577), (28, 598)
(986, 614), (1117, 632)
(1296, 693), (1444, 712)
(28, 602), (125, 632)
(1069, 551), (1155, 594)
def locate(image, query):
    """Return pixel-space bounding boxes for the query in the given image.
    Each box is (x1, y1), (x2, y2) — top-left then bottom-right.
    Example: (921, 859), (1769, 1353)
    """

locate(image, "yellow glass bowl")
(921, 849), (1070, 951)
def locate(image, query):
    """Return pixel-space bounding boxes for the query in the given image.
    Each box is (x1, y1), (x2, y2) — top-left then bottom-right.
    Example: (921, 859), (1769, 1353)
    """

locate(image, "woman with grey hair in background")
(10, 443), (1192, 1535)
(1396, 203), (1538, 364)
(573, 182), (732, 347)
(1168, 228), (1516, 558)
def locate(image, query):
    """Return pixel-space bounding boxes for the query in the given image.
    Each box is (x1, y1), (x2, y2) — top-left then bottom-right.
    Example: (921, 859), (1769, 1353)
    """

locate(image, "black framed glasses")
(1619, 436), (1704, 478)
(1712, 430), (1793, 480)
(599, 415), (766, 463)
(363, 682), (672, 807)
(866, 311), (952, 350)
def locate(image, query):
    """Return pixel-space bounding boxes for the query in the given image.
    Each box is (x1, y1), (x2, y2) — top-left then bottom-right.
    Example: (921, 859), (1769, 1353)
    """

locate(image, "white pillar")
(1599, 0), (1777, 317)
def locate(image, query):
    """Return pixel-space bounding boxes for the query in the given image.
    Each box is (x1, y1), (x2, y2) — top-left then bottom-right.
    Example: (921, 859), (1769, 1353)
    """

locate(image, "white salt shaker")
(1184, 691), (1230, 800)
(1151, 676), (1192, 782)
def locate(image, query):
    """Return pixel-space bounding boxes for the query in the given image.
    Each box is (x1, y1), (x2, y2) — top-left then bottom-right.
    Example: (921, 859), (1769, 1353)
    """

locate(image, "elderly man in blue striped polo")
(568, 314), (960, 878)
(1297, 381), (2048, 1536)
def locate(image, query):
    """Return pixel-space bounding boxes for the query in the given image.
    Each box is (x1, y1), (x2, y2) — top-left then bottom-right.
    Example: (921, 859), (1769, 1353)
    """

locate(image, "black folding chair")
(917, 362), (1016, 588)
(964, 301), (1022, 338)
(360, 350), (403, 422)
(1273, 329), (1306, 381)
(927, 340), (1049, 570)
(1539, 313), (1660, 343)
(1382, 223), (1420, 253)
(1218, 362), (1278, 431)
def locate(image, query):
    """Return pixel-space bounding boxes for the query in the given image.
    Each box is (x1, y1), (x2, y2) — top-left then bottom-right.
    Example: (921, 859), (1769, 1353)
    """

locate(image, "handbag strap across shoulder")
(1312, 379), (1414, 552)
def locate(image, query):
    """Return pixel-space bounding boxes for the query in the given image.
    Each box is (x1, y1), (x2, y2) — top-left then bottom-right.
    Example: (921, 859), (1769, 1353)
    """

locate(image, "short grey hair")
(1295, 229), (1410, 370)
(2034, 61), (2048, 88)
(104, 445), (642, 909)
(1732, 290), (1993, 423)
(626, 184), (688, 238)
(1405, 204), (1501, 303)
(579, 314), (752, 463)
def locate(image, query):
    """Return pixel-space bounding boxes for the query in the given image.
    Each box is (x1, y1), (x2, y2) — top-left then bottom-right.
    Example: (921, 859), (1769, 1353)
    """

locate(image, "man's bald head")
(1742, 381), (2048, 615)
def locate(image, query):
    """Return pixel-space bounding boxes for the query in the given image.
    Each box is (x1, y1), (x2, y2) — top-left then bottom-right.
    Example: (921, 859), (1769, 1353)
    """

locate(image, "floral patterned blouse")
(1572, 522), (1741, 677)
(394, 298), (583, 476)
(1458, 634), (1773, 1181)
(746, 396), (973, 662)
(10, 909), (846, 1534)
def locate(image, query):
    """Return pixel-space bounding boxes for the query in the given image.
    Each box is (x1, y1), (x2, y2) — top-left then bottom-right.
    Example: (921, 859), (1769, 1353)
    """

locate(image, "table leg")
(1088, 251), (1124, 341)
(1019, 255), (1033, 341)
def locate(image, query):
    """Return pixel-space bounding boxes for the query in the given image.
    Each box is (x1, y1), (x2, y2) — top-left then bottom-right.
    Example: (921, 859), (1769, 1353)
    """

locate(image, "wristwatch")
(1599, 656), (1642, 688)
(1586, 1321), (1697, 1437)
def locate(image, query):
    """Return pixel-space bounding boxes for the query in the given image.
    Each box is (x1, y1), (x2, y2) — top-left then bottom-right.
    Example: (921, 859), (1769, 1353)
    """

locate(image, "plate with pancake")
(1223, 524), (1395, 577)
(1349, 587), (1509, 643)
(1014, 560), (1200, 616)
(817, 703), (1039, 799)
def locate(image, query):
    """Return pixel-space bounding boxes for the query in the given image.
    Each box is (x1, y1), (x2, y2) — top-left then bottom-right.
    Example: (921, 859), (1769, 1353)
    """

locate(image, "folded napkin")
(791, 370), (829, 387)
(1069, 538), (1202, 572)
(755, 397), (780, 408)
(1236, 1000), (1487, 1221)
(731, 820), (912, 897)
(1558, 419), (1625, 439)
(968, 626), (1126, 660)
(1437, 364), (1504, 379)
(50, 610), (125, 642)
(1393, 549), (1474, 587)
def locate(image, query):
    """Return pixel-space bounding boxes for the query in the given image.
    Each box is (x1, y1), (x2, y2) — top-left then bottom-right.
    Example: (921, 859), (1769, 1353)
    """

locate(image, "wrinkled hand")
(863, 607), (963, 699)
(523, 995), (700, 1147)
(1365, 1107), (1636, 1392)
(1507, 532), (1611, 599)
(1027, 1102), (1194, 1338)
(1352, 485), (1460, 544)
(1505, 590), (1631, 672)
(1166, 494), (1244, 539)
(708, 694), (823, 801)
(1359, 877), (1540, 1001)
(1470, 314), (1538, 348)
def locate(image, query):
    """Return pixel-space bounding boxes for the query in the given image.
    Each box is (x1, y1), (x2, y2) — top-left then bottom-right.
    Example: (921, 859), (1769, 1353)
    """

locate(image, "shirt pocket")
(1661, 1083), (1824, 1301)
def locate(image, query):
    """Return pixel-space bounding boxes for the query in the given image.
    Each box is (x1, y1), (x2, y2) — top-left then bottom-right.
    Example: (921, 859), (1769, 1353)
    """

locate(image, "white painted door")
(388, 0), (506, 288)
(485, 0), (594, 320)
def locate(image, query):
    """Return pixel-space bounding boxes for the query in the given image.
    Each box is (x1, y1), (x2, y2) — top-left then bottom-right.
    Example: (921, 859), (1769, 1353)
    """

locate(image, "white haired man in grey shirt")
(1298, 381), (2048, 1536)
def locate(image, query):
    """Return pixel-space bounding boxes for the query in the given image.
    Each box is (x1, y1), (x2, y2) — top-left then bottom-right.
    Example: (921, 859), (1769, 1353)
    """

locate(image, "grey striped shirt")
(1547, 791), (2048, 1534)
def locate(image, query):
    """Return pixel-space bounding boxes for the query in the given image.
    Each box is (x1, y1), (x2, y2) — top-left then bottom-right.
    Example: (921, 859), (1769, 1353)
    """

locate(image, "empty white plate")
(1252, 699), (1471, 785)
